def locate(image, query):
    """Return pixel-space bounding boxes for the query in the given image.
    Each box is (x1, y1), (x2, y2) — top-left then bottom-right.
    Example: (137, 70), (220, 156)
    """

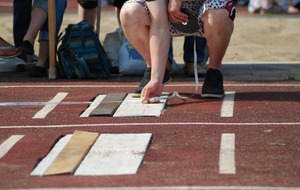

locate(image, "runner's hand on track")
(141, 80), (163, 104)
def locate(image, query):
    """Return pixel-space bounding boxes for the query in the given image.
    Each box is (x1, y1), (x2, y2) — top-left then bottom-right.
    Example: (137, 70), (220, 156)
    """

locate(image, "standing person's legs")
(35, 0), (67, 66)
(13, 0), (32, 47)
(17, 7), (47, 59)
(183, 36), (209, 76)
(28, 0), (67, 77)
(13, 0), (34, 62)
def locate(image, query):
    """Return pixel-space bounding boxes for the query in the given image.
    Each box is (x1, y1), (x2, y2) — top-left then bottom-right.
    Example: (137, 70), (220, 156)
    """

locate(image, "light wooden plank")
(89, 93), (127, 116)
(30, 134), (72, 176)
(44, 131), (99, 175)
(74, 133), (152, 176)
(113, 93), (168, 117)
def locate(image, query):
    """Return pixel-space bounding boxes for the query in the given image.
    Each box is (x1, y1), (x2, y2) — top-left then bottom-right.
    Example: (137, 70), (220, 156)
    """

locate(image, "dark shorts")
(77, 0), (128, 9)
(77, 0), (97, 9)
(113, 0), (127, 9)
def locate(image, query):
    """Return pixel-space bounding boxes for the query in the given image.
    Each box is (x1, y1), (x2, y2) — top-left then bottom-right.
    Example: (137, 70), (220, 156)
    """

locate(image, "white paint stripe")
(0, 99), (159, 107)
(0, 135), (24, 160)
(80, 95), (106, 117)
(0, 122), (299, 129)
(33, 92), (68, 119)
(0, 83), (299, 88)
(0, 102), (90, 106)
(219, 133), (236, 174)
(30, 134), (72, 176)
(18, 186), (300, 190)
(221, 92), (235, 117)
(74, 133), (152, 176)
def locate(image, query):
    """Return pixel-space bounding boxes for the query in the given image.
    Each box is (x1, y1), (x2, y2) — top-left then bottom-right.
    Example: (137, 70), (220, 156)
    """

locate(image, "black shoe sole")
(201, 93), (224, 98)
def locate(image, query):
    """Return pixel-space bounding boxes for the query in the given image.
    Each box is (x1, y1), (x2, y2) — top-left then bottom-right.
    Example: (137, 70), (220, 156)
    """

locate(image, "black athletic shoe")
(131, 67), (172, 97)
(201, 68), (224, 98)
(18, 40), (34, 55)
(28, 66), (47, 78)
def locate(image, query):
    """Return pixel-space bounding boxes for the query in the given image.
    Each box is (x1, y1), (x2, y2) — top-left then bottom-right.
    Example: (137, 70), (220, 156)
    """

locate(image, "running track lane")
(0, 82), (299, 189)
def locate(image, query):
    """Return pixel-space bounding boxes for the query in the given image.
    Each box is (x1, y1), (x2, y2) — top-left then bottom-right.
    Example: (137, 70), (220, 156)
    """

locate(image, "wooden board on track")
(44, 130), (99, 175)
(89, 93), (127, 116)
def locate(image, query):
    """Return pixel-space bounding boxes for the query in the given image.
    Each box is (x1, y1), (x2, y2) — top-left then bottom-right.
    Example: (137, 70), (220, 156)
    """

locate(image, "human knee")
(120, 3), (148, 28)
(120, 5), (132, 29)
(203, 9), (234, 35)
(204, 9), (233, 25)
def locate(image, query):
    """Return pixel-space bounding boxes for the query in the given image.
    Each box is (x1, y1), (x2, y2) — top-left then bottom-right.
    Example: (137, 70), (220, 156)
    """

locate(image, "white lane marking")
(30, 134), (72, 176)
(0, 135), (24, 160)
(74, 133), (152, 176)
(33, 92), (68, 119)
(0, 83), (299, 88)
(20, 186), (300, 190)
(80, 95), (106, 117)
(0, 102), (90, 106)
(221, 92), (235, 117)
(0, 122), (299, 129)
(219, 133), (236, 174)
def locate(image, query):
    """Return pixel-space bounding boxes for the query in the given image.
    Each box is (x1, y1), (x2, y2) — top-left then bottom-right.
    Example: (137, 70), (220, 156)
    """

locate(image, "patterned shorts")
(125, 0), (235, 37)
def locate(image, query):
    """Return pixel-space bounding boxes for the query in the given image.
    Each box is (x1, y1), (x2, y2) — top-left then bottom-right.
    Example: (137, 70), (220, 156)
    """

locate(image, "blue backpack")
(57, 20), (111, 79)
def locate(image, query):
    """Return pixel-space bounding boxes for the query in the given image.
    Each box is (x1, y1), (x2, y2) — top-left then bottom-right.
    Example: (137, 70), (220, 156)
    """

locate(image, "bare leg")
(202, 9), (233, 70)
(78, 5), (96, 26)
(23, 8), (47, 45)
(121, 1), (170, 101)
(120, 3), (151, 66)
(146, 1), (170, 84)
(35, 41), (48, 67)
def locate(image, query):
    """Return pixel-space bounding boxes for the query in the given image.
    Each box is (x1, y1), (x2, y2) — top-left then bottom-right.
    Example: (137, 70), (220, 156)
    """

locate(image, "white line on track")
(33, 92), (68, 119)
(221, 92), (235, 117)
(0, 83), (299, 88)
(19, 185), (300, 190)
(0, 135), (24, 160)
(0, 100), (146, 107)
(0, 102), (91, 106)
(0, 122), (299, 129)
(219, 133), (236, 174)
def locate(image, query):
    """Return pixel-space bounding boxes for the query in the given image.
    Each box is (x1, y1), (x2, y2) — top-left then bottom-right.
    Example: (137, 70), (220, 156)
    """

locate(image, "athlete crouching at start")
(120, 0), (235, 103)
